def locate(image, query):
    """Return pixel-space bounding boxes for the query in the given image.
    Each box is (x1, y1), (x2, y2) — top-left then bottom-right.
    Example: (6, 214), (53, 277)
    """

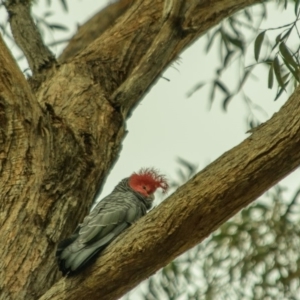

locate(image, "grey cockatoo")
(56, 168), (168, 276)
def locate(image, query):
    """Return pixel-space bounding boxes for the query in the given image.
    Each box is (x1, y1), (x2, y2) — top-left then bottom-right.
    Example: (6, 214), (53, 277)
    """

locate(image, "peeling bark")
(1, 0), (295, 300)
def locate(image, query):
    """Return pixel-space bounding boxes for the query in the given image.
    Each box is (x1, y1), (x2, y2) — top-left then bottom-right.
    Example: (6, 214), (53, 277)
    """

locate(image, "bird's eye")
(142, 185), (150, 192)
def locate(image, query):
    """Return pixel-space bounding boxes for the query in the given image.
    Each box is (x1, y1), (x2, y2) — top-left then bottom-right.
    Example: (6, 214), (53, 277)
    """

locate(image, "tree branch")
(40, 84), (300, 300)
(59, 0), (133, 62)
(76, 0), (262, 118)
(4, 0), (56, 74)
(0, 34), (48, 299)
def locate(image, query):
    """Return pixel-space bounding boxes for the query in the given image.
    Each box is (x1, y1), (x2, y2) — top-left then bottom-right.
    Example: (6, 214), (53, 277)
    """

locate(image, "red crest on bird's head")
(129, 168), (169, 195)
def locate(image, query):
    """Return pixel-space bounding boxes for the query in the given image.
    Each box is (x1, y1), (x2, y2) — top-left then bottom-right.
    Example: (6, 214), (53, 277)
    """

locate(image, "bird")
(56, 168), (168, 276)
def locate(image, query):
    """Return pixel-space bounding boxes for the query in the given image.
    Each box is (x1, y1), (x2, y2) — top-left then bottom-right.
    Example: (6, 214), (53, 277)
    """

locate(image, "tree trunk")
(2, 0), (297, 300)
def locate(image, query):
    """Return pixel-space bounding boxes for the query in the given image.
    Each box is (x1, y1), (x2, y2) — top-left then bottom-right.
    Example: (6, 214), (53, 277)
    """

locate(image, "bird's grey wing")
(78, 191), (143, 245)
(59, 191), (144, 273)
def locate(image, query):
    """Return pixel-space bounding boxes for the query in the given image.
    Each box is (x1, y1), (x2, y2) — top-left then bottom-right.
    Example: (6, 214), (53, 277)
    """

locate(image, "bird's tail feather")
(57, 223), (129, 276)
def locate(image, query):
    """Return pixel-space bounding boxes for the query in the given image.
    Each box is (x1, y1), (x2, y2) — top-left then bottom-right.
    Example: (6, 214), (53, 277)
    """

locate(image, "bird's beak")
(148, 193), (155, 201)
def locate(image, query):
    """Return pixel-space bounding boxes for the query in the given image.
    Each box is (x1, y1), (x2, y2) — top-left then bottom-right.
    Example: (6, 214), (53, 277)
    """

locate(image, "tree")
(0, 0), (299, 299)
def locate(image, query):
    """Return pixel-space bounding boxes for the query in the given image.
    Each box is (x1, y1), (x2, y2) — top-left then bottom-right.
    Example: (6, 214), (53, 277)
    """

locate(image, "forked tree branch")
(74, 0), (262, 118)
(59, 0), (133, 62)
(4, 0), (56, 74)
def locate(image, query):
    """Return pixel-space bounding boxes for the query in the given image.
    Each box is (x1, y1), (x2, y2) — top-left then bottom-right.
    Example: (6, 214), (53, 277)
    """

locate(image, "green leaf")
(271, 28), (292, 51)
(227, 36), (244, 53)
(48, 23), (68, 31)
(43, 11), (54, 18)
(274, 80), (289, 101)
(176, 157), (197, 175)
(279, 42), (298, 69)
(206, 29), (220, 52)
(268, 63), (274, 89)
(215, 80), (230, 95)
(238, 68), (252, 91)
(210, 81), (217, 103)
(223, 50), (234, 68)
(282, 57), (300, 82)
(280, 27), (293, 43)
(244, 9), (252, 21)
(222, 95), (232, 111)
(254, 31), (265, 61)
(186, 82), (205, 98)
(281, 72), (289, 83)
(60, 0), (68, 12)
(273, 56), (285, 90)
(228, 17), (241, 39)
(295, 0), (300, 16)
(271, 33), (282, 52)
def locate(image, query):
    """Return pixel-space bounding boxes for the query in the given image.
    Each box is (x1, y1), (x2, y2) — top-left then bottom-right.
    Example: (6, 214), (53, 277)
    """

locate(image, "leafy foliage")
(254, 3), (300, 101)
(187, 5), (268, 110)
(188, 0), (300, 131)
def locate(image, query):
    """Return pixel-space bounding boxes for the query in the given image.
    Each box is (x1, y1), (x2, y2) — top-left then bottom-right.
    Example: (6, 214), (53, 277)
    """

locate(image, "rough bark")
(4, 0), (56, 74)
(0, 30), (125, 298)
(59, 0), (133, 62)
(2, 0), (295, 300)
